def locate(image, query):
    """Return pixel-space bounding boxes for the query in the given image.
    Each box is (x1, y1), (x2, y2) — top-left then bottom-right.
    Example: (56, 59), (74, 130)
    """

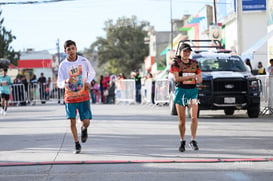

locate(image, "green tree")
(87, 15), (149, 76)
(0, 10), (20, 68)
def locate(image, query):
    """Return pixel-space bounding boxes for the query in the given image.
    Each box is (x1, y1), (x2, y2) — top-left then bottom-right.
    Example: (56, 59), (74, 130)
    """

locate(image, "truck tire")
(247, 105), (260, 118)
(224, 109), (234, 115)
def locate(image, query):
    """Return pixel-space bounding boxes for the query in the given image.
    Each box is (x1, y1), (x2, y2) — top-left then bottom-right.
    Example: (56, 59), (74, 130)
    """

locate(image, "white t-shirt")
(57, 55), (96, 103)
(267, 66), (273, 75)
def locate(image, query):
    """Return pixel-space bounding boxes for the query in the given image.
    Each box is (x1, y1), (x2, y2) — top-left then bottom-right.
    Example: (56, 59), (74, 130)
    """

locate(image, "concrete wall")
(223, 18), (237, 52)
(221, 10), (268, 71)
(241, 11), (267, 68)
(268, 24), (273, 68)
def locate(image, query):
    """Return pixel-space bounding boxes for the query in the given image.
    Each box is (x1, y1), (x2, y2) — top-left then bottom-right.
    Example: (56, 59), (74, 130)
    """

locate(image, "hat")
(180, 43), (192, 51)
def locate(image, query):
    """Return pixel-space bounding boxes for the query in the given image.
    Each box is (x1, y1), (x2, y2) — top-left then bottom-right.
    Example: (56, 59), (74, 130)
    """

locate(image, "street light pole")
(213, 0), (217, 24)
(170, 0), (173, 50)
(236, 0), (242, 55)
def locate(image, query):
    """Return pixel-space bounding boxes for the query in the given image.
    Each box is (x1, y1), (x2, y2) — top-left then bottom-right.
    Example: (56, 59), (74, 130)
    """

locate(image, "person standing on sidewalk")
(0, 68), (12, 116)
(170, 43), (202, 152)
(57, 40), (96, 154)
(37, 72), (47, 104)
(267, 58), (273, 75)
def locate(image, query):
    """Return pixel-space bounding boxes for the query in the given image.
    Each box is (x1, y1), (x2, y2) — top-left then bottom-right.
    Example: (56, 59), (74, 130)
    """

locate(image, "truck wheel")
(224, 109), (234, 115)
(247, 106), (260, 118)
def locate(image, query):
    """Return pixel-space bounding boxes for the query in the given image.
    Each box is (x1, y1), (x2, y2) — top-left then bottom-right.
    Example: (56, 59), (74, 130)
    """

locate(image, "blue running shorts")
(174, 87), (198, 106)
(65, 100), (92, 121)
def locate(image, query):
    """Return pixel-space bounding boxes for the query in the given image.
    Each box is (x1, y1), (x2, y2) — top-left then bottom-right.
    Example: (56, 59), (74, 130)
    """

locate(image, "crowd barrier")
(8, 79), (170, 106)
(142, 79), (152, 104)
(154, 79), (169, 104)
(115, 79), (136, 104)
(257, 75), (273, 115)
(10, 82), (65, 106)
(8, 76), (272, 116)
(115, 79), (169, 105)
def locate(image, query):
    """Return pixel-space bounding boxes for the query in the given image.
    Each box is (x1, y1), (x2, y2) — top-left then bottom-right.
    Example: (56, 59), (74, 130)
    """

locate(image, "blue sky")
(1, 0), (211, 53)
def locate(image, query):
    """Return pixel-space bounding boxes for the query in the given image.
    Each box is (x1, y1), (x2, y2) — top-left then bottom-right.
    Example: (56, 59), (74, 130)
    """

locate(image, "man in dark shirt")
(134, 71), (142, 103)
(37, 72), (47, 104)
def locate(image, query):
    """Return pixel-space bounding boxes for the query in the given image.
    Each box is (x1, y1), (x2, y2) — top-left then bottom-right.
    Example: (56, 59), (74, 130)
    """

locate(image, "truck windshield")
(196, 56), (247, 72)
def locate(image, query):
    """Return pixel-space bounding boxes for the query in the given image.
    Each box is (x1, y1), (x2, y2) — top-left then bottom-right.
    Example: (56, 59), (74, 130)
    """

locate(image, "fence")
(9, 79), (168, 106)
(10, 82), (65, 106)
(115, 79), (136, 104)
(257, 75), (273, 115)
(154, 79), (169, 104)
(8, 76), (272, 115)
(142, 79), (153, 104)
(115, 79), (169, 105)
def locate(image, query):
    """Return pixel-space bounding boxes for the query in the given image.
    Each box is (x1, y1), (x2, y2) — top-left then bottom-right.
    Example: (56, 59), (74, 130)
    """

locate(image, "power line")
(0, 0), (75, 5)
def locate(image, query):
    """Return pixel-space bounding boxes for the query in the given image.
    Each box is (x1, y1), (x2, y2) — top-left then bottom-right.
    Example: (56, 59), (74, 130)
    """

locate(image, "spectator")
(148, 72), (155, 104)
(20, 75), (28, 105)
(267, 58), (273, 75)
(90, 80), (99, 104)
(45, 77), (52, 100)
(29, 73), (37, 105)
(120, 72), (126, 79)
(257, 61), (266, 75)
(102, 73), (110, 104)
(99, 75), (104, 103)
(106, 74), (116, 104)
(37, 72), (47, 104)
(245, 58), (252, 72)
(133, 70), (142, 103)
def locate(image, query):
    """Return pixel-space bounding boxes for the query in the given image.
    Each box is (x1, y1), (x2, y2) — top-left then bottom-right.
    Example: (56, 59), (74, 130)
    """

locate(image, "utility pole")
(236, 0), (242, 55)
(170, 0), (173, 50)
(213, 0), (217, 24)
(56, 39), (60, 65)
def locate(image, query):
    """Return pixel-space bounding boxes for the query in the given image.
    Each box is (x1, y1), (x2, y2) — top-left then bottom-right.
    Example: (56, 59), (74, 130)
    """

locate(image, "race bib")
(183, 73), (195, 84)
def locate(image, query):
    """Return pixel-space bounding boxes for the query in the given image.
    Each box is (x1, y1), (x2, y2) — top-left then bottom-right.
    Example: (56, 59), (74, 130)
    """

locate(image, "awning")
(17, 59), (52, 68)
(187, 17), (205, 24)
(179, 16), (205, 31)
(179, 27), (193, 31)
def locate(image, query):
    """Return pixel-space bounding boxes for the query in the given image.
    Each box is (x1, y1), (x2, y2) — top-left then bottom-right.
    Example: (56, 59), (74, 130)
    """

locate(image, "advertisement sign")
(209, 25), (222, 40)
(242, 0), (266, 11)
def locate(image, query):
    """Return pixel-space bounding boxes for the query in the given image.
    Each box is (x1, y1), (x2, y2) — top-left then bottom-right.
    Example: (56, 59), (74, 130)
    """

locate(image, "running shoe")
(74, 142), (81, 154)
(189, 140), (199, 151)
(179, 140), (186, 152)
(81, 127), (88, 143)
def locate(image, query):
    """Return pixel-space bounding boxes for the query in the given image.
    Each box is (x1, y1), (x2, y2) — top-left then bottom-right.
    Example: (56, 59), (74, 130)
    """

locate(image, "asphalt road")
(0, 103), (272, 181)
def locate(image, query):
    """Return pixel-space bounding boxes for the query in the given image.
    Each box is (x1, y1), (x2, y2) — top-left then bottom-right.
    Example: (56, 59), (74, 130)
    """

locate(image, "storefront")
(16, 50), (54, 81)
